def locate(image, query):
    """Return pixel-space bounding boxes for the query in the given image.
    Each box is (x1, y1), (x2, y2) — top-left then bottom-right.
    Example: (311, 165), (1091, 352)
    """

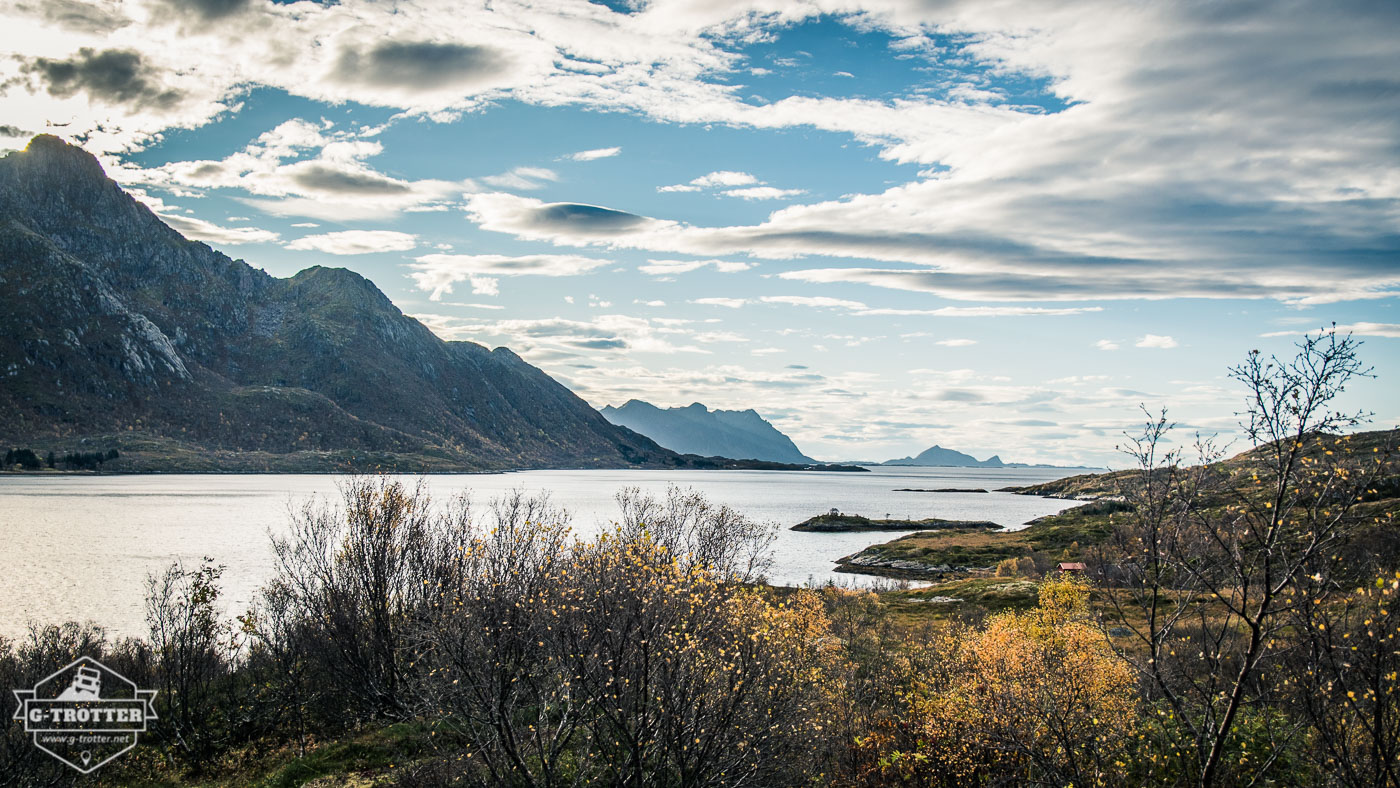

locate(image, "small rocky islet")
(790, 511), (1001, 532)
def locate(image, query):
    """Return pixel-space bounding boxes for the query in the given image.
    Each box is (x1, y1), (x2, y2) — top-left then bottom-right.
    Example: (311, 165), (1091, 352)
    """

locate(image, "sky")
(1, 0), (1397, 466)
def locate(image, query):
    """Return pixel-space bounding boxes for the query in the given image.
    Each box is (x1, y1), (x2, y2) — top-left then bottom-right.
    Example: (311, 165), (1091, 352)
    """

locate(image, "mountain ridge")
(0, 135), (689, 471)
(601, 399), (816, 464)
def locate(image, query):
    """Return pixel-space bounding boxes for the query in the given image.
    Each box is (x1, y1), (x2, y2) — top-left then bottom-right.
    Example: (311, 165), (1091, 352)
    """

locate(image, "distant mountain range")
(601, 400), (816, 464)
(883, 445), (1006, 468)
(0, 136), (751, 472)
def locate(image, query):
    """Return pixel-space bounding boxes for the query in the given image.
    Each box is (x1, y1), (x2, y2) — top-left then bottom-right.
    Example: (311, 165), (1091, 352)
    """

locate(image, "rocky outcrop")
(791, 513), (999, 532)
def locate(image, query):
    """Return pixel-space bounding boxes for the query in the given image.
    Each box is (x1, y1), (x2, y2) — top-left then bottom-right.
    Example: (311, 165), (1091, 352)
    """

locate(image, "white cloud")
(692, 297), (748, 308)
(20, 0), (1385, 304)
(157, 213), (279, 245)
(690, 171), (758, 188)
(1260, 322), (1400, 339)
(439, 301), (505, 310)
(563, 146), (621, 161)
(935, 339), (978, 347)
(122, 119), (470, 220)
(412, 313), (711, 355)
(860, 306), (1104, 317)
(761, 295), (868, 310)
(1136, 334), (1179, 349)
(469, 276), (500, 296)
(657, 171), (806, 202)
(482, 166), (559, 190)
(286, 230), (418, 255)
(408, 253), (611, 299)
(1095, 339), (1121, 351)
(639, 258), (754, 275)
(723, 186), (805, 200)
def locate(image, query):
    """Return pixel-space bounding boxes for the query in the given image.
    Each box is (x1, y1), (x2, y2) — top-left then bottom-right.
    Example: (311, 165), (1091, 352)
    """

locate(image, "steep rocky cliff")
(0, 135), (680, 471)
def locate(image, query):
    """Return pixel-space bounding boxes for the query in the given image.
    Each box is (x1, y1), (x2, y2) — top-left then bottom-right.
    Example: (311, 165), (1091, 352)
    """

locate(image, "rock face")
(884, 444), (1005, 467)
(601, 400), (816, 464)
(0, 135), (683, 471)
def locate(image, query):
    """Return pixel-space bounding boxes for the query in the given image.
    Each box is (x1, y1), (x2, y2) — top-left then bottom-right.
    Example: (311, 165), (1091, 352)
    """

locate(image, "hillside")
(601, 400), (816, 464)
(837, 428), (1399, 579)
(0, 136), (690, 471)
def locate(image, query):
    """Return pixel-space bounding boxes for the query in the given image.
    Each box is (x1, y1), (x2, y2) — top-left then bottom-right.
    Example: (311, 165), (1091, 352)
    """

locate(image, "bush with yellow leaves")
(856, 575), (1136, 787)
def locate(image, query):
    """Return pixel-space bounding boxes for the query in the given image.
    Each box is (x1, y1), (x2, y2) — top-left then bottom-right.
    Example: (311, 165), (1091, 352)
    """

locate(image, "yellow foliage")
(861, 576), (1137, 786)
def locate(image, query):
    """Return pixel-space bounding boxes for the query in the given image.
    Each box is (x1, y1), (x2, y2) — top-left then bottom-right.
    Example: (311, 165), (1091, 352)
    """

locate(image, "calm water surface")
(0, 466), (1093, 638)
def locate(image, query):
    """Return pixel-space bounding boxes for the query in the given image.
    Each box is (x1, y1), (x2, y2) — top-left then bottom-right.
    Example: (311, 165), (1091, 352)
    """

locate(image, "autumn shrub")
(1284, 570), (1400, 787)
(416, 524), (837, 787)
(857, 576), (1137, 787)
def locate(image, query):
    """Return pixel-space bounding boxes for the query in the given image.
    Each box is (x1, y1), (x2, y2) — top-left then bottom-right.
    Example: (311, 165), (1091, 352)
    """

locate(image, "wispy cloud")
(760, 295), (868, 310)
(1260, 322), (1400, 339)
(723, 186), (806, 200)
(481, 166), (559, 190)
(639, 259), (754, 276)
(158, 213), (279, 245)
(408, 253), (611, 299)
(562, 146), (620, 161)
(286, 230), (418, 255)
(658, 171), (804, 201)
(691, 297), (749, 308)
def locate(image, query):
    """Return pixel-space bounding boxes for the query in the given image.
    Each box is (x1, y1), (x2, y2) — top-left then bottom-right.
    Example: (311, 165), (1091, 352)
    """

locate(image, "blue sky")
(2, 0), (1397, 465)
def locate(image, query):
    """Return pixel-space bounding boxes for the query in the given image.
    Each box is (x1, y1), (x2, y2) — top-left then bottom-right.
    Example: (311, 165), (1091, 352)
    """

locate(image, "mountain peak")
(15, 134), (107, 183)
(602, 399), (815, 464)
(0, 136), (679, 471)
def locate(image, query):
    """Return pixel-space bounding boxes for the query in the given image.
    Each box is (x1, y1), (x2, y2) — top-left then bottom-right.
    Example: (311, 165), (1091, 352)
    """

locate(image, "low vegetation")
(2, 447), (119, 471)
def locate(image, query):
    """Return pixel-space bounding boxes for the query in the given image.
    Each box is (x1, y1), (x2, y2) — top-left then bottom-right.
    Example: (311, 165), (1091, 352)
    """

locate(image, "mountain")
(883, 445), (1006, 468)
(601, 400), (816, 464)
(0, 135), (689, 472)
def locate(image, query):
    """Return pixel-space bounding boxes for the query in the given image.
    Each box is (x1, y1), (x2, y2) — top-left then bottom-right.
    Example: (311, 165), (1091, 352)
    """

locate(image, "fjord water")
(0, 466), (1091, 638)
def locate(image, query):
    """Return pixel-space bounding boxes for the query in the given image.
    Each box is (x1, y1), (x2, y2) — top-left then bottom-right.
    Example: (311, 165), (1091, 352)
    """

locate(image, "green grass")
(102, 722), (441, 788)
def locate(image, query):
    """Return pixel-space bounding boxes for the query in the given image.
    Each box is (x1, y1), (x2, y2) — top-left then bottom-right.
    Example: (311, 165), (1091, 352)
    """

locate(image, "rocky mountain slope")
(0, 135), (685, 471)
(601, 400), (816, 464)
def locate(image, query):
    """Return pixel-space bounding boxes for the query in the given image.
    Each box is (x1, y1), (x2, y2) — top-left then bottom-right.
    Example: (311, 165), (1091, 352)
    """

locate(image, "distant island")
(883, 444), (1008, 467)
(602, 400), (817, 465)
(834, 443), (1101, 469)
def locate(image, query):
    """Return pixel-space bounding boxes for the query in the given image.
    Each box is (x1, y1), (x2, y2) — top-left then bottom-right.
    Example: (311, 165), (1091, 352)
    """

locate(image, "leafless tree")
(1101, 327), (1382, 786)
(145, 559), (237, 766)
(614, 485), (777, 582)
(268, 475), (460, 721)
(413, 489), (580, 787)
